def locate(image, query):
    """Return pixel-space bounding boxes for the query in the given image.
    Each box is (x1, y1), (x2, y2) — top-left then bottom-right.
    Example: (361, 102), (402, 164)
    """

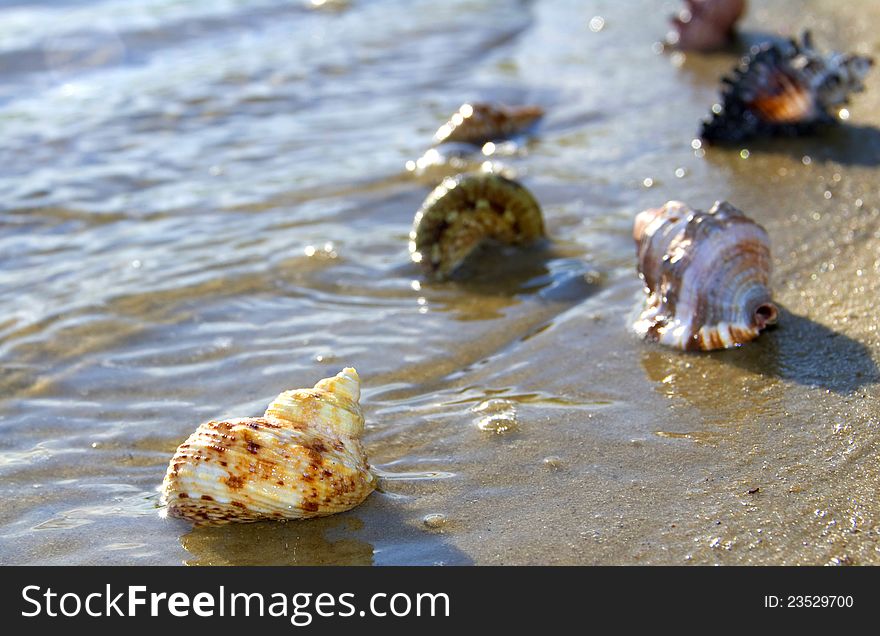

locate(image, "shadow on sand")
(640, 306), (878, 410)
(721, 306), (879, 393)
(735, 124), (880, 168)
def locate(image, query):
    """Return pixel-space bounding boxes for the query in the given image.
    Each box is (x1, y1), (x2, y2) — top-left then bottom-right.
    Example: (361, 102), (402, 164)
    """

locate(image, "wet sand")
(1, 0), (879, 565)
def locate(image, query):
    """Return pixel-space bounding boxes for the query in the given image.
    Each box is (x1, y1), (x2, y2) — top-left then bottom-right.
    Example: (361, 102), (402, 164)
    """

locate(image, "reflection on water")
(420, 243), (602, 321)
(640, 342), (781, 429)
(181, 516), (374, 566)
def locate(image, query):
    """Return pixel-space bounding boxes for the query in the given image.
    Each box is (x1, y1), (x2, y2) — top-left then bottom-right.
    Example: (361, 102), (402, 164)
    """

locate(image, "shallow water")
(2, 0), (880, 565)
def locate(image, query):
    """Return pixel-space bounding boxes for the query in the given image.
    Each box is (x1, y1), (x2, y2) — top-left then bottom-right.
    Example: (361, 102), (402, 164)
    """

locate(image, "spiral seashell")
(669, 0), (745, 51)
(701, 31), (873, 143)
(162, 368), (375, 525)
(409, 173), (545, 279)
(633, 200), (777, 351)
(433, 103), (544, 146)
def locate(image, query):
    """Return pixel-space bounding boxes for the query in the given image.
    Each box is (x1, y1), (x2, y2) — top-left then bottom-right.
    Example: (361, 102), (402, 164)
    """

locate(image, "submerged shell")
(162, 368), (375, 525)
(433, 103), (544, 146)
(633, 200), (777, 351)
(701, 31), (873, 143)
(409, 173), (545, 279)
(669, 0), (745, 51)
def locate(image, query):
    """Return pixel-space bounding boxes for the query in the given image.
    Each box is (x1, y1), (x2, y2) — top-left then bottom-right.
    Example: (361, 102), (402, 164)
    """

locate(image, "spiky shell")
(162, 368), (375, 525)
(433, 103), (544, 146)
(633, 201), (777, 351)
(701, 31), (873, 143)
(409, 173), (545, 280)
(669, 0), (745, 51)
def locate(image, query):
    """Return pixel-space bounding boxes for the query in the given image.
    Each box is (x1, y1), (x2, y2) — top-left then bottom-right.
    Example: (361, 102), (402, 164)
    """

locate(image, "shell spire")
(162, 368), (374, 525)
(701, 31), (873, 143)
(409, 173), (545, 280)
(265, 367), (364, 437)
(633, 200), (777, 351)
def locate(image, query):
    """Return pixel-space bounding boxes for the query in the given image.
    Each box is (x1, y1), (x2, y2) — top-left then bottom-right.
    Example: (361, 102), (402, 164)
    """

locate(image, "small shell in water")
(433, 103), (544, 146)
(633, 200), (777, 351)
(701, 31), (873, 143)
(162, 368), (375, 524)
(409, 173), (545, 279)
(668, 0), (745, 51)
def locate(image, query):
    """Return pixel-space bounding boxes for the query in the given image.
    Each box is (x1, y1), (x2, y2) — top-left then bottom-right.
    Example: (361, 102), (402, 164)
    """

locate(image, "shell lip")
(754, 302), (778, 330)
(410, 172), (545, 281)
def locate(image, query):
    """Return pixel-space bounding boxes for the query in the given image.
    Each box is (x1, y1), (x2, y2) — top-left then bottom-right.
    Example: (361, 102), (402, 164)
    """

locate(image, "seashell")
(162, 368), (375, 525)
(633, 200), (777, 351)
(409, 173), (545, 279)
(701, 31), (873, 143)
(433, 102), (544, 146)
(668, 0), (746, 52)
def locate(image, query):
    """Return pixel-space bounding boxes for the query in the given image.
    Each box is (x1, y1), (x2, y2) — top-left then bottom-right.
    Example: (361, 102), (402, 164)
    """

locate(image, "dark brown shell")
(434, 103), (544, 146)
(409, 173), (545, 279)
(701, 31), (873, 143)
(633, 200), (777, 351)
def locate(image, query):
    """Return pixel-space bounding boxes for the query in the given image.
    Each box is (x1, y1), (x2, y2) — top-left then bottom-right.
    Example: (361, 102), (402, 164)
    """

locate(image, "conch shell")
(162, 368), (375, 524)
(633, 200), (777, 351)
(433, 103), (544, 146)
(669, 0), (745, 51)
(409, 173), (545, 279)
(701, 31), (873, 143)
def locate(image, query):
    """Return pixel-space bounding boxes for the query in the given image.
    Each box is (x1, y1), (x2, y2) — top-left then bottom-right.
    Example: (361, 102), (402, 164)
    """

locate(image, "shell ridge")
(410, 173), (545, 279)
(634, 201), (776, 350)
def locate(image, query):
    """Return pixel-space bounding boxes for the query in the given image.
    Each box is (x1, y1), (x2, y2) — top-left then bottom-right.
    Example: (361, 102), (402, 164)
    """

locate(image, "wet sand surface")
(1, 0), (879, 565)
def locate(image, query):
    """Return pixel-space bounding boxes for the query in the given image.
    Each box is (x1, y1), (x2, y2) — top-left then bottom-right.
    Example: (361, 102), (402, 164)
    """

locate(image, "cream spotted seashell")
(162, 368), (375, 525)
(409, 173), (545, 280)
(633, 200), (777, 351)
(433, 102), (544, 146)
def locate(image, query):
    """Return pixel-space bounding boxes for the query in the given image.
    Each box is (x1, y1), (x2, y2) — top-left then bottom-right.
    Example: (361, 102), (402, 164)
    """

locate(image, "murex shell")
(162, 368), (375, 524)
(701, 31), (873, 143)
(433, 102), (544, 146)
(409, 173), (545, 279)
(669, 0), (746, 52)
(633, 200), (777, 351)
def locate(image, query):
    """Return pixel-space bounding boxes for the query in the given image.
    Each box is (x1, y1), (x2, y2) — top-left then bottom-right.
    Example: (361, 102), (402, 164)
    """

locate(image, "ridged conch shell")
(633, 200), (777, 351)
(701, 31), (873, 143)
(433, 103), (544, 146)
(162, 368), (375, 525)
(409, 173), (545, 279)
(668, 0), (746, 52)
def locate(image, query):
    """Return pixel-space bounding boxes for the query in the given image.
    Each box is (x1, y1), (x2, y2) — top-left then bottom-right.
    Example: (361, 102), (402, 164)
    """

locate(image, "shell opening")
(754, 303), (778, 329)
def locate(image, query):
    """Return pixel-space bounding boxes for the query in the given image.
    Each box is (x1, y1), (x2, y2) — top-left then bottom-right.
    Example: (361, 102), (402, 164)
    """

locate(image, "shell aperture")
(409, 173), (546, 280)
